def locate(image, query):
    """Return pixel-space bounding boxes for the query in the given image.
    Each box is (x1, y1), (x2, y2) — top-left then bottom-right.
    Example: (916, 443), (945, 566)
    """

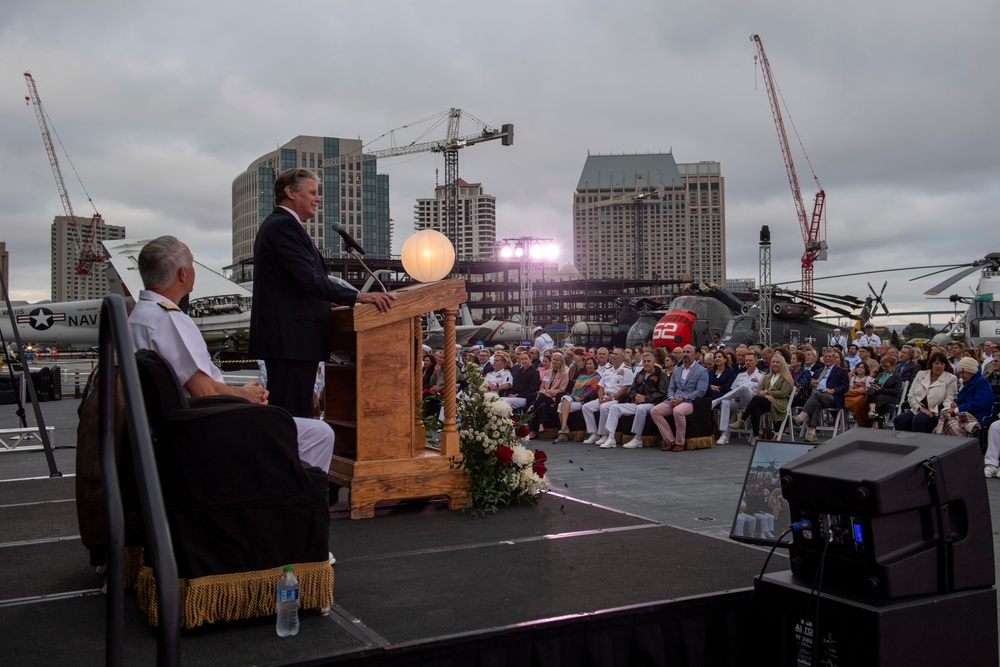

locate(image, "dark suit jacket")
(811, 364), (850, 409)
(249, 207), (359, 362)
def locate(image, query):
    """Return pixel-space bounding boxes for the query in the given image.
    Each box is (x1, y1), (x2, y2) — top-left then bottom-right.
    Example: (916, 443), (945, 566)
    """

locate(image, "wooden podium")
(324, 278), (470, 519)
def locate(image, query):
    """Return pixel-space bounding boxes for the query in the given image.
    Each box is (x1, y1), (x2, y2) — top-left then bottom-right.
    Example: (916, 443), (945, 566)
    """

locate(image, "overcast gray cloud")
(1, 0), (996, 328)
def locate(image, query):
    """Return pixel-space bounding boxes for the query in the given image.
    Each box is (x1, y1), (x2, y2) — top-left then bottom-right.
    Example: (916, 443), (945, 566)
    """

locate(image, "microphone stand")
(347, 249), (387, 293)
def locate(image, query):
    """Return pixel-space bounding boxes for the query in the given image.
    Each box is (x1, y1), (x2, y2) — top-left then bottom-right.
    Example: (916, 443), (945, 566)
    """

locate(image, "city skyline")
(0, 1), (995, 325)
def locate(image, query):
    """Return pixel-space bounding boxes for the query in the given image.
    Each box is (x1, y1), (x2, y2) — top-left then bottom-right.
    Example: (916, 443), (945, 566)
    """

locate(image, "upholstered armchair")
(133, 349), (333, 628)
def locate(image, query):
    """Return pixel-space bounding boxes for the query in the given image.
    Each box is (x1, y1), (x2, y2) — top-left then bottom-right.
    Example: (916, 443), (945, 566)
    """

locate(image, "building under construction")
(276, 256), (686, 326)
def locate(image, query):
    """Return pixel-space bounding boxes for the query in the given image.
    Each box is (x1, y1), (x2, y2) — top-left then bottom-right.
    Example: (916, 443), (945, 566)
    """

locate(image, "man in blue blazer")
(650, 345), (709, 451)
(249, 168), (394, 417)
(792, 349), (849, 442)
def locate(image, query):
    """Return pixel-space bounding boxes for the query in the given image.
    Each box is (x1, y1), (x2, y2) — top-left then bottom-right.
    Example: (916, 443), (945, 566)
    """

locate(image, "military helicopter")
(912, 252), (1000, 348)
(716, 287), (868, 349)
(641, 281), (866, 350)
(645, 284), (744, 349)
(564, 297), (667, 349)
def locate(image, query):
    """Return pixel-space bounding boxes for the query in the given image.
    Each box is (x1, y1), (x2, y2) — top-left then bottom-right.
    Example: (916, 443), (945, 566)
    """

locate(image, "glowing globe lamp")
(401, 229), (455, 282)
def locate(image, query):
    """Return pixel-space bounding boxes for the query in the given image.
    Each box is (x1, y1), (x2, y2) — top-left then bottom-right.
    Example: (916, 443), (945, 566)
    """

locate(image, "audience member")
(650, 345), (710, 452)
(854, 322), (881, 348)
(792, 349), (849, 442)
(789, 350), (813, 410)
(865, 355), (903, 428)
(129, 236), (334, 470)
(484, 353), (513, 395)
(602, 353), (670, 449)
(554, 357), (601, 442)
(843, 343), (861, 370)
(731, 354), (793, 447)
(582, 348), (634, 444)
(893, 352), (957, 433)
(504, 351), (541, 409)
(707, 351), (736, 399)
(713, 351), (764, 445)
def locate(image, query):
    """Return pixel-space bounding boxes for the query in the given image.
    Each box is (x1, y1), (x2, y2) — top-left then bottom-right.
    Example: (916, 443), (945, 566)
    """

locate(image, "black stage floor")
(0, 473), (784, 666)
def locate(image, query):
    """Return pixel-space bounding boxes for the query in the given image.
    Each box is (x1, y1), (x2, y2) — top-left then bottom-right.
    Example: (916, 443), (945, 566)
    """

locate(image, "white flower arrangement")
(447, 364), (549, 517)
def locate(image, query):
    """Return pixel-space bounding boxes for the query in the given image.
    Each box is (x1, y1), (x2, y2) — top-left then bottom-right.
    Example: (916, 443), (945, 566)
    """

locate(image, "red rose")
(532, 460), (547, 477)
(496, 445), (514, 465)
(533, 449), (547, 464)
(515, 424), (531, 438)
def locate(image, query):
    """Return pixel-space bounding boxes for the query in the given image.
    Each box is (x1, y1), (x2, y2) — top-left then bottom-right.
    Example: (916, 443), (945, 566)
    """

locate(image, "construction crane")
(24, 72), (104, 276)
(322, 108), (513, 249)
(750, 34), (826, 303)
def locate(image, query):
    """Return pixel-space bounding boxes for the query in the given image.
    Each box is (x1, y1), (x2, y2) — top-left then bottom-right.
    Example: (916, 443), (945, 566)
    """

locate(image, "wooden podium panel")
(325, 278), (469, 519)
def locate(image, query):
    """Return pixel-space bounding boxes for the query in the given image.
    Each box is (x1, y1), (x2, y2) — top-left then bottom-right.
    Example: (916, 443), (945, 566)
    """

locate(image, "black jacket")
(249, 207), (359, 362)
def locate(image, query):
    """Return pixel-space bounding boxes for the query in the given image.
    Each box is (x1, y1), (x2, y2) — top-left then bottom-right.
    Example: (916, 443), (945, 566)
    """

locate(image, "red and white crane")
(24, 72), (104, 276)
(751, 34), (826, 303)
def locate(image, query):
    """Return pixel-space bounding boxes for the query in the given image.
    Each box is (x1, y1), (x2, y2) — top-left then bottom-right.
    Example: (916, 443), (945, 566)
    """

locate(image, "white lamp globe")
(401, 229), (456, 283)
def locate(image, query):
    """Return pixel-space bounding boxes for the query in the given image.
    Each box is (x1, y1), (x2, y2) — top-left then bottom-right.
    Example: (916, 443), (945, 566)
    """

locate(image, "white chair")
(768, 411), (793, 441)
(800, 407), (846, 439)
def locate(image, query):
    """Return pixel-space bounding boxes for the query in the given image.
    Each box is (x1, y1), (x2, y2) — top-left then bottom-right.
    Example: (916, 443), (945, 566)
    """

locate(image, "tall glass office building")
(231, 136), (392, 269)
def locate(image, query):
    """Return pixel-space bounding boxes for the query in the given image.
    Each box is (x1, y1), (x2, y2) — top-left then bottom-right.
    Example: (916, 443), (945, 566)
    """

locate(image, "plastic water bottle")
(275, 565), (300, 637)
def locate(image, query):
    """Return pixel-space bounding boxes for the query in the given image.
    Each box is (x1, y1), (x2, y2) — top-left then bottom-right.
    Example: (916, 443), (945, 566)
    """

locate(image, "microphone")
(331, 222), (366, 256)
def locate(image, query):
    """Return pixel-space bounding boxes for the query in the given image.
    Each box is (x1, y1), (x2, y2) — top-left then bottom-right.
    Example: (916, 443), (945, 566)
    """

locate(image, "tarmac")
(5, 389), (1000, 553)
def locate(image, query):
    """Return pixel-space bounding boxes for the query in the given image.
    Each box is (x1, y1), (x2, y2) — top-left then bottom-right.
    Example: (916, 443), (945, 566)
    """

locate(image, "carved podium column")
(325, 278), (469, 519)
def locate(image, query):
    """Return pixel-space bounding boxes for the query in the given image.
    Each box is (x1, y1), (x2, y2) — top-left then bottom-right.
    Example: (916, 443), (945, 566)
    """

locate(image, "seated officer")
(129, 236), (334, 471)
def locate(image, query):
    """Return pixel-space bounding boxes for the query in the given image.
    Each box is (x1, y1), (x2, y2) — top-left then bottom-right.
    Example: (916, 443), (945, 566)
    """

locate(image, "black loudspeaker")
(780, 429), (994, 598)
(746, 571), (999, 667)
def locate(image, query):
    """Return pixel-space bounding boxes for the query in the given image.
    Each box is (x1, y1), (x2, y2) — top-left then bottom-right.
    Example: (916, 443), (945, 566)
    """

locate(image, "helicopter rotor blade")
(814, 303), (856, 318)
(810, 292), (864, 307)
(775, 286), (861, 306)
(910, 264), (972, 282)
(924, 265), (982, 296)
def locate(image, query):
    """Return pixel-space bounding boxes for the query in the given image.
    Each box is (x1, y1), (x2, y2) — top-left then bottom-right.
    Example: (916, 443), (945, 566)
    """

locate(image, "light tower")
(758, 225), (772, 347)
(498, 236), (557, 330)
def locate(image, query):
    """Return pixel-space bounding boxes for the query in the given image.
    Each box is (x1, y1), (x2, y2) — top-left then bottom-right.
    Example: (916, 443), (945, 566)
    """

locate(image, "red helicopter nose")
(652, 311), (695, 349)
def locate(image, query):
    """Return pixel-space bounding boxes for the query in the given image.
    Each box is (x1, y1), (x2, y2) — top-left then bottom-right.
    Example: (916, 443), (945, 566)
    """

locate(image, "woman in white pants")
(712, 352), (763, 445)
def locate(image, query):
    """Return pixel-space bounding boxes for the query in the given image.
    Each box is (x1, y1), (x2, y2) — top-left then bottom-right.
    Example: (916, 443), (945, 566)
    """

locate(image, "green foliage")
(902, 322), (937, 340)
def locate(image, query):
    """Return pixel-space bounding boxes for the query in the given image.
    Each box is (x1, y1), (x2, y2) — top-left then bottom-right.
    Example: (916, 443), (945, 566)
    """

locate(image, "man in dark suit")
(894, 344), (920, 386)
(792, 349), (849, 442)
(249, 168), (394, 417)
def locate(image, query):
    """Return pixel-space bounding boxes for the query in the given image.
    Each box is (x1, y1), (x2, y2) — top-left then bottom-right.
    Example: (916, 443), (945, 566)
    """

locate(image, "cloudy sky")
(2, 0), (996, 327)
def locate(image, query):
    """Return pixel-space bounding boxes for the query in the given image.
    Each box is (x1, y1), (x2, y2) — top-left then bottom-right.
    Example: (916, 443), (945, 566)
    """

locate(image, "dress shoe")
(716, 432), (730, 445)
(583, 434), (600, 444)
(599, 438), (617, 449)
(660, 441), (676, 451)
(671, 444), (686, 452)
(623, 437), (643, 449)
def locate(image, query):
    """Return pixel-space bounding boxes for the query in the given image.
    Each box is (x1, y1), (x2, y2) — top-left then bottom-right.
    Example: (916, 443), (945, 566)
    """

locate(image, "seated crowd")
(431, 332), (1000, 469)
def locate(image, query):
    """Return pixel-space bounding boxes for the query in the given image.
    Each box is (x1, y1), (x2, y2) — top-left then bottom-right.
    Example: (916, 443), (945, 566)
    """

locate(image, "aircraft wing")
(103, 239), (252, 302)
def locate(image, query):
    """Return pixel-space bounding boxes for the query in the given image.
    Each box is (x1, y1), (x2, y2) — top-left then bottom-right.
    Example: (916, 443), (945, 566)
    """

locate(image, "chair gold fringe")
(137, 561), (334, 629)
(124, 546), (144, 589)
(684, 435), (714, 451)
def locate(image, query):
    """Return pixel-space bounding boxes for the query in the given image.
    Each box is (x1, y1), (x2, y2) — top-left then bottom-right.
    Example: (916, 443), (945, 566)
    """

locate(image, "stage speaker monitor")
(779, 429), (994, 599)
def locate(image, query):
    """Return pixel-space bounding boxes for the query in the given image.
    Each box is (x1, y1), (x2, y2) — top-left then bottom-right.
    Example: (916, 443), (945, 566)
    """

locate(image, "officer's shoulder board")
(157, 301), (182, 312)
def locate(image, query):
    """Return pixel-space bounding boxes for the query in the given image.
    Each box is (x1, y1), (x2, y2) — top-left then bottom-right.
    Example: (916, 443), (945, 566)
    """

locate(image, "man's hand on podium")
(356, 291), (395, 312)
